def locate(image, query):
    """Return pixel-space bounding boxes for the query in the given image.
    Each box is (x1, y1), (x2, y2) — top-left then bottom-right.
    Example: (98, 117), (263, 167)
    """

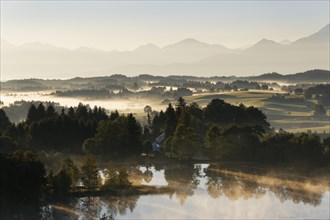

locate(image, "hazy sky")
(1, 1), (329, 51)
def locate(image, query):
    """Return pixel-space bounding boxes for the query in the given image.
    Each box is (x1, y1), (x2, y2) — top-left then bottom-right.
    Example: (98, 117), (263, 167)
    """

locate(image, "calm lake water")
(44, 163), (329, 220)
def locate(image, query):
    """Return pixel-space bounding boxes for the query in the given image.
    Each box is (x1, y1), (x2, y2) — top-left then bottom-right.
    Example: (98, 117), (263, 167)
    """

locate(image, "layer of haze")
(1, 1), (329, 80)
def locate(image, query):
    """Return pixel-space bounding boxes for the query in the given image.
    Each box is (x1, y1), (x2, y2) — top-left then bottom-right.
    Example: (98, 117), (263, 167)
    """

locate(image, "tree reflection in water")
(205, 166), (266, 200)
(204, 164), (324, 206)
(4, 163), (327, 219)
(164, 163), (201, 204)
(124, 163), (325, 206)
(143, 168), (153, 183)
(78, 197), (103, 219)
(101, 195), (139, 217)
(270, 185), (322, 206)
(49, 195), (139, 220)
(126, 164), (154, 185)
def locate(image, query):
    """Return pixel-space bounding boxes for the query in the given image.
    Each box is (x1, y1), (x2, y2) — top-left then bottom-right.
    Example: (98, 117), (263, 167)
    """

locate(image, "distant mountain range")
(1, 24), (329, 79)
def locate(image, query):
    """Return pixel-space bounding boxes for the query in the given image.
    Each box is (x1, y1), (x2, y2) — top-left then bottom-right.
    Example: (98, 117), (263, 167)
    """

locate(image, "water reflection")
(50, 163), (329, 219)
(204, 164), (326, 206)
(143, 169), (153, 184)
(206, 169), (267, 200)
(164, 164), (201, 204)
(126, 165), (154, 186)
(2, 163), (329, 219)
(50, 195), (139, 220)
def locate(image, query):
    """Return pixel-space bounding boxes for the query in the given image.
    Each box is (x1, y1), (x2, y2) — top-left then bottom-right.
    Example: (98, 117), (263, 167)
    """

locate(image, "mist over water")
(48, 164), (330, 220)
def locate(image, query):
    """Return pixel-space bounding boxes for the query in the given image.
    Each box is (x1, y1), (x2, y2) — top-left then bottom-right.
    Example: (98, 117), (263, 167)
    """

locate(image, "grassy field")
(183, 90), (330, 133)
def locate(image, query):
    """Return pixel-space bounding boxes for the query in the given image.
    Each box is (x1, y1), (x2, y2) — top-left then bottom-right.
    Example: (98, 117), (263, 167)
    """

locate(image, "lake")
(42, 163), (329, 220)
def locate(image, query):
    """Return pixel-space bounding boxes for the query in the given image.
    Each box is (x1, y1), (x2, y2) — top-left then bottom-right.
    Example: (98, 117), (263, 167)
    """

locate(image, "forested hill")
(247, 69), (330, 83)
(1, 69), (329, 90)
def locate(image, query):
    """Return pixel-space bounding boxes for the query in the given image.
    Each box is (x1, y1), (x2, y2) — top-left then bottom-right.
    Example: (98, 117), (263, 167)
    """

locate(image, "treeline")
(205, 125), (329, 164)
(280, 84), (329, 107)
(147, 98), (269, 159)
(82, 98), (271, 158)
(147, 98), (329, 164)
(1, 100), (63, 123)
(0, 98), (329, 164)
(82, 113), (142, 156)
(52, 86), (193, 100)
(304, 84), (330, 106)
(0, 103), (109, 153)
(249, 69), (330, 83)
(267, 94), (306, 105)
(0, 102), (144, 157)
(151, 79), (277, 92)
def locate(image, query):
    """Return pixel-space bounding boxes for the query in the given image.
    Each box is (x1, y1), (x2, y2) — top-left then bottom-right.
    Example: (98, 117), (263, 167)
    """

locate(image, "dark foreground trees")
(102, 162), (131, 190)
(150, 98), (271, 159)
(257, 131), (326, 165)
(0, 151), (47, 210)
(0, 98), (273, 158)
(50, 158), (81, 195)
(150, 98), (328, 164)
(82, 114), (142, 157)
(0, 109), (11, 132)
(205, 124), (264, 161)
(0, 98), (329, 165)
(81, 155), (101, 191)
(1, 103), (108, 153)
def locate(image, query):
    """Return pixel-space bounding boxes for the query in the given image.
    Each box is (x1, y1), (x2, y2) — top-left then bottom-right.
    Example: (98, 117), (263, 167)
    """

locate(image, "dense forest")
(1, 97), (329, 163)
